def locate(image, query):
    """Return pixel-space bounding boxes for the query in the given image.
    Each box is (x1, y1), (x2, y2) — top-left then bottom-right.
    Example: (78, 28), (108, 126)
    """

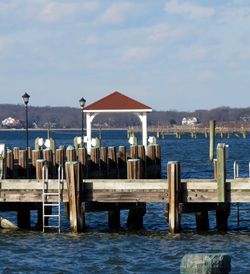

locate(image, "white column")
(142, 112), (148, 147)
(136, 112), (148, 147)
(86, 113), (92, 154)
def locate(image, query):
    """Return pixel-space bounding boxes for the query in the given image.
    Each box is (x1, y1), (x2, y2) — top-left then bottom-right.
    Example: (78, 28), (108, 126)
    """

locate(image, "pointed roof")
(84, 91), (152, 113)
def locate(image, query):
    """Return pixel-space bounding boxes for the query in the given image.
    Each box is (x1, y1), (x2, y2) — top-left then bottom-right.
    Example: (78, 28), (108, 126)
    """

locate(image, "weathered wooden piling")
(117, 146), (127, 179)
(100, 147), (108, 178)
(107, 146), (117, 178)
(31, 150), (42, 178)
(130, 145), (138, 159)
(138, 145), (146, 179)
(168, 161), (181, 233)
(89, 147), (100, 178)
(209, 120), (215, 161)
(6, 149), (13, 178)
(43, 148), (54, 178)
(66, 146), (76, 162)
(127, 159), (146, 229)
(18, 150), (27, 178)
(216, 143), (230, 230)
(65, 161), (85, 232)
(13, 147), (19, 178)
(78, 147), (88, 179)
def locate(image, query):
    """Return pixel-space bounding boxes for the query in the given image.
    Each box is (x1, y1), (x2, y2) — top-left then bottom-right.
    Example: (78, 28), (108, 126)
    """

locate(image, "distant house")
(1, 117), (21, 128)
(182, 117), (199, 126)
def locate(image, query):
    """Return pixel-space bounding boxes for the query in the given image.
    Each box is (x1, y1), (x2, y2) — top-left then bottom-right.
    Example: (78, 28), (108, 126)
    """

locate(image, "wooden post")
(66, 146), (76, 162)
(100, 147), (108, 178)
(65, 161), (85, 232)
(216, 143), (230, 230)
(127, 159), (146, 229)
(36, 159), (46, 180)
(213, 159), (218, 180)
(155, 144), (161, 178)
(78, 147), (88, 179)
(43, 148), (54, 178)
(130, 145), (138, 159)
(195, 211), (209, 231)
(209, 120), (215, 161)
(138, 145), (146, 179)
(13, 147), (19, 178)
(89, 147), (100, 178)
(168, 161), (181, 233)
(217, 143), (226, 203)
(107, 146), (117, 178)
(31, 150), (42, 178)
(6, 149), (13, 179)
(146, 145), (156, 178)
(18, 150), (27, 178)
(117, 146), (127, 179)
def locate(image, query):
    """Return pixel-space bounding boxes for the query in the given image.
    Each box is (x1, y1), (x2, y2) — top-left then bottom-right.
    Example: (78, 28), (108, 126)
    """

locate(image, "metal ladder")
(42, 165), (63, 232)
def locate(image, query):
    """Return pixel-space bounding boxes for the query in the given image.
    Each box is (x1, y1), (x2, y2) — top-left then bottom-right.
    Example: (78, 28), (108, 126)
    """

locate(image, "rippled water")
(1, 130), (250, 273)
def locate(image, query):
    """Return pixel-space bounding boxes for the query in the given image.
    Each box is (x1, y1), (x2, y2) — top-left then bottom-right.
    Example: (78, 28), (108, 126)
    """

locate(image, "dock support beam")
(216, 143), (230, 230)
(65, 161), (85, 232)
(168, 161), (181, 233)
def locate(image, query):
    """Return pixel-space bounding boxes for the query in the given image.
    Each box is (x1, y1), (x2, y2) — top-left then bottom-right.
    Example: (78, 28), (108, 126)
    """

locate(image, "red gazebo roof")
(84, 91), (152, 112)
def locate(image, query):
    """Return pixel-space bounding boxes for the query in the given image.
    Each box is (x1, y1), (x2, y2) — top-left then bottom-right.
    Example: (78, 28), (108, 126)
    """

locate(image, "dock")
(0, 141), (249, 233)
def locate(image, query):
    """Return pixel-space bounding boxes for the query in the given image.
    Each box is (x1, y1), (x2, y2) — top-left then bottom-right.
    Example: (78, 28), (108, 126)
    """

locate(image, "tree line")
(0, 104), (250, 128)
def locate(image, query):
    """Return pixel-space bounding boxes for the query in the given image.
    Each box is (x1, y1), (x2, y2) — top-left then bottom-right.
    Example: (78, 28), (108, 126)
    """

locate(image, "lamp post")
(22, 92), (30, 177)
(79, 97), (86, 147)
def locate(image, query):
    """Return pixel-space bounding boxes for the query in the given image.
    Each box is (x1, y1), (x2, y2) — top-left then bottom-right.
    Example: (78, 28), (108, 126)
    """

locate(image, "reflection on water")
(0, 130), (250, 273)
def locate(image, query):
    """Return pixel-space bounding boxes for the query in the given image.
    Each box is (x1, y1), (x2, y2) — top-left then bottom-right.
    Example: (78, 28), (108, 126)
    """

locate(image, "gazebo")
(84, 91), (152, 153)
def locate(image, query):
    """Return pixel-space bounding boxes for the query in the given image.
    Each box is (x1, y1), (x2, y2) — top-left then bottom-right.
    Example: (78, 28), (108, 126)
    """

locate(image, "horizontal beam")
(0, 178), (250, 203)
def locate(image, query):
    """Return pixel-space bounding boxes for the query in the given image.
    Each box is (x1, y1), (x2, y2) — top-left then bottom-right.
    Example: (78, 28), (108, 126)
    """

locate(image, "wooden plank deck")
(0, 178), (250, 203)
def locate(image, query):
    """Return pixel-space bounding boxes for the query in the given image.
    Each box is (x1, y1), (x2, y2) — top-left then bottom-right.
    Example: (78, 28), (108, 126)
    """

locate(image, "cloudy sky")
(0, 0), (250, 111)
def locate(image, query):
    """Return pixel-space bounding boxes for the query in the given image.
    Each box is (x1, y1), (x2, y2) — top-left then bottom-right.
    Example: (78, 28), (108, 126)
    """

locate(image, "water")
(0, 130), (250, 273)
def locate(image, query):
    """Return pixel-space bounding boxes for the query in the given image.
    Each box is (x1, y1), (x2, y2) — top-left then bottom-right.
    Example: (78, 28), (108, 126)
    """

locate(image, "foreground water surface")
(0, 129), (250, 273)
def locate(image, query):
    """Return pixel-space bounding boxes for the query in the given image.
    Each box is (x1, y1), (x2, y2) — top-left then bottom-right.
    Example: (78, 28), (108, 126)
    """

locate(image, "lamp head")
(22, 92), (30, 105)
(79, 97), (86, 109)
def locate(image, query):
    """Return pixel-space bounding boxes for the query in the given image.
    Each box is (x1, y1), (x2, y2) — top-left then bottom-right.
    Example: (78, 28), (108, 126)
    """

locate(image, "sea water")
(0, 129), (250, 273)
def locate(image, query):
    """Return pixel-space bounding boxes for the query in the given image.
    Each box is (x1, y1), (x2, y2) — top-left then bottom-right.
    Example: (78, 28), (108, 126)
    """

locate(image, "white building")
(2, 117), (20, 128)
(182, 117), (199, 126)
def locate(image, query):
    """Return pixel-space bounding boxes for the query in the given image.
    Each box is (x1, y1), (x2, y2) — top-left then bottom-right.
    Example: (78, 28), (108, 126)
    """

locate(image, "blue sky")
(0, 0), (250, 111)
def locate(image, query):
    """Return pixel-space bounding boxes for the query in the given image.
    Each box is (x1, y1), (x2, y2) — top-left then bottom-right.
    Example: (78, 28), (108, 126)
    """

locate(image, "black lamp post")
(22, 92), (30, 150)
(79, 97), (86, 147)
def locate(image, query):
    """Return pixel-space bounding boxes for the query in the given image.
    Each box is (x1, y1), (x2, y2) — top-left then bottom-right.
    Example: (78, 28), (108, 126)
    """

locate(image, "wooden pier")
(0, 142), (249, 233)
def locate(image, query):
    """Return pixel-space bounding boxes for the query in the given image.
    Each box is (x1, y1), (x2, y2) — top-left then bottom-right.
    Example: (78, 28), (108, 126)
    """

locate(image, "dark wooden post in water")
(107, 147), (117, 178)
(117, 146), (127, 179)
(168, 161), (181, 233)
(65, 161), (85, 232)
(78, 147), (88, 179)
(6, 149), (13, 178)
(127, 159), (146, 229)
(209, 120), (215, 161)
(100, 147), (108, 178)
(216, 143), (230, 230)
(138, 145), (146, 178)
(89, 147), (100, 178)
(13, 147), (19, 178)
(19, 150), (27, 178)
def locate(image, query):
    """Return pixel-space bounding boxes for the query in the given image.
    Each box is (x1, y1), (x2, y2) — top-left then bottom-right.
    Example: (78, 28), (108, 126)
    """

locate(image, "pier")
(0, 142), (248, 233)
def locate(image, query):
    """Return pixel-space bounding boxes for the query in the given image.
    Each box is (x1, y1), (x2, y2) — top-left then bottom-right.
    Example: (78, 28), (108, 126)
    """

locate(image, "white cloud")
(98, 2), (135, 25)
(39, 1), (99, 22)
(165, 0), (215, 19)
(120, 47), (151, 62)
(148, 23), (184, 42)
(0, 0), (21, 14)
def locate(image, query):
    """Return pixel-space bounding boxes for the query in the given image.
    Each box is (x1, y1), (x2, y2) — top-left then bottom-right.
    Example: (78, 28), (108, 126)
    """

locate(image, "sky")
(0, 0), (250, 111)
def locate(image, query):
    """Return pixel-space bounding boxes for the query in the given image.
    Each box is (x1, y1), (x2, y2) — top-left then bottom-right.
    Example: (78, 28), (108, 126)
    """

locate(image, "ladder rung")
(44, 225), (60, 228)
(44, 214), (60, 217)
(43, 204), (60, 206)
(43, 193), (60, 196)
